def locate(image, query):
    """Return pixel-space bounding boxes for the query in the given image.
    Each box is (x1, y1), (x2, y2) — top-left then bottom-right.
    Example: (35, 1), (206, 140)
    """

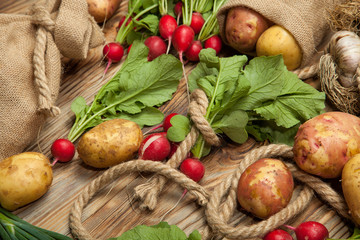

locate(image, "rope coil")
(69, 91), (351, 240)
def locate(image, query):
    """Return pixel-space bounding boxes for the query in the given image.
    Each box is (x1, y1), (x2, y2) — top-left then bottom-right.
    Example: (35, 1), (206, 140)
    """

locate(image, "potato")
(0, 152), (53, 211)
(225, 6), (271, 54)
(237, 158), (294, 219)
(87, 0), (122, 23)
(256, 25), (302, 70)
(77, 119), (143, 168)
(342, 154), (360, 225)
(293, 112), (360, 179)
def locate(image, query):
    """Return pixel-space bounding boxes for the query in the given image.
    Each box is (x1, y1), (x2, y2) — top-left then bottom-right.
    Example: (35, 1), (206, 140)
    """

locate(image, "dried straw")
(327, 1), (360, 35)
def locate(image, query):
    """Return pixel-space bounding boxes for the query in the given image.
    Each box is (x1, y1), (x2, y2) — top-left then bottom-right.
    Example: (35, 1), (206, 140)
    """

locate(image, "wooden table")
(0, 0), (353, 239)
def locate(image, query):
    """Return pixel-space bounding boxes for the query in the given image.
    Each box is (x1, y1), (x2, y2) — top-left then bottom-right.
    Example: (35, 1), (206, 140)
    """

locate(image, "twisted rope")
(293, 63), (319, 79)
(202, 144), (351, 240)
(69, 144), (351, 240)
(69, 160), (210, 240)
(30, 4), (61, 117)
(133, 89), (221, 210)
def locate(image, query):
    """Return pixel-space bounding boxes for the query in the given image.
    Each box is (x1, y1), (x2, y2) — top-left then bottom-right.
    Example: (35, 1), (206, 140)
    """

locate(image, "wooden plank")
(1, 0), (353, 239)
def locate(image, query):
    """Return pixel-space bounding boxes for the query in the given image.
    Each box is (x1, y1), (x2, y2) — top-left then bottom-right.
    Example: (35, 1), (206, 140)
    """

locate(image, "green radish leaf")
(106, 107), (164, 128)
(212, 110), (248, 144)
(167, 115), (191, 142)
(108, 222), (199, 240)
(70, 96), (87, 119)
(188, 230), (202, 240)
(134, 14), (159, 34)
(68, 41), (182, 142)
(126, 30), (144, 45)
(253, 70), (326, 128)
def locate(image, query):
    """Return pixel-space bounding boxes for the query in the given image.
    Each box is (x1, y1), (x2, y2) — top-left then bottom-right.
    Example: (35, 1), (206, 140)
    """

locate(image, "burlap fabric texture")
(217, 0), (342, 68)
(0, 0), (104, 160)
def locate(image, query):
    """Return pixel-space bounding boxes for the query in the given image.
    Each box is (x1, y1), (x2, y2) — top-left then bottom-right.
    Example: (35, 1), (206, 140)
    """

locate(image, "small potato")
(87, 0), (122, 23)
(225, 6), (271, 54)
(77, 119), (143, 168)
(342, 154), (360, 225)
(237, 158), (294, 219)
(256, 25), (302, 70)
(293, 112), (360, 179)
(0, 152), (53, 211)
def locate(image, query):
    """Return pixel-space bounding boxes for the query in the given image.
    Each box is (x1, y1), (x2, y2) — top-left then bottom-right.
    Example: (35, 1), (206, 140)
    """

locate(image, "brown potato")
(225, 6), (271, 54)
(77, 119), (143, 168)
(87, 0), (122, 23)
(237, 158), (294, 219)
(342, 154), (360, 225)
(256, 25), (302, 70)
(0, 152), (53, 211)
(293, 112), (360, 179)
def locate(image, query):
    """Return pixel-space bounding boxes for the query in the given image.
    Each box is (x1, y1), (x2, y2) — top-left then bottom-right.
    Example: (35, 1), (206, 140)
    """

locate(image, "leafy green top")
(168, 49), (325, 157)
(68, 41), (183, 142)
(108, 222), (201, 240)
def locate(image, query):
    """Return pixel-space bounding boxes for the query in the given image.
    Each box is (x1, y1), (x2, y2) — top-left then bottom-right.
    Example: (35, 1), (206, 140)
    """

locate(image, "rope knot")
(30, 4), (55, 32)
(189, 89), (221, 147)
(31, 3), (60, 118)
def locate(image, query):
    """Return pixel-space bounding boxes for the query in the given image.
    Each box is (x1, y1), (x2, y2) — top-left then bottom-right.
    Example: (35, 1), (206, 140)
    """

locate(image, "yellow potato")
(0, 152), (53, 211)
(342, 154), (360, 225)
(87, 0), (122, 23)
(256, 25), (302, 70)
(77, 119), (143, 168)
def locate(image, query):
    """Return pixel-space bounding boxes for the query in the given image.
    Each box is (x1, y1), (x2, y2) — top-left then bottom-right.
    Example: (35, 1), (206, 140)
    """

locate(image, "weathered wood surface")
(1, 0), (353, 239)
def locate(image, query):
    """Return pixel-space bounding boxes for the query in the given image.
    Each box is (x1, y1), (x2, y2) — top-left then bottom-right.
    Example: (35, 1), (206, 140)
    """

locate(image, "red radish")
(142, 112), (179, 135)
(144, 36), (167, 61)
(180, 158), (205, 182)
(102, 42), (124, 73)
(118, 16), (132, 28)
(163, 113), (179, 131)
(159, 15), (178, 54)
(127, 44), (132, 54)
(263, 229), (293, 240)
(174, 2), (183, 20)
(172, 25), (195, 59)
(190, 12), (205, 34)
(138, 132), (171, 161)
(185, 40), (203, 62)
(284, 221), (329, 240)
(172, 25), (195, 99)
(204, 35), (223, 55)
(51, 138), (75, 166)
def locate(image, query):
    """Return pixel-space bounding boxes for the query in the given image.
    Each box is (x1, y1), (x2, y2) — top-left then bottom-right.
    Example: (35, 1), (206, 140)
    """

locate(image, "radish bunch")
(264, 221), (329, 240)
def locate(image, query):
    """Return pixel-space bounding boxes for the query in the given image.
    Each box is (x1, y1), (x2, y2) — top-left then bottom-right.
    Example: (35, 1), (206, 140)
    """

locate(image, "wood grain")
(1, 0), (353, 239)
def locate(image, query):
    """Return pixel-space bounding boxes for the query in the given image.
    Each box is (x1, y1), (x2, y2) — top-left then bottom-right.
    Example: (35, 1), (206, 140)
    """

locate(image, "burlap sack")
(217, 0), (342, 68)
(0, 0), (104, 159)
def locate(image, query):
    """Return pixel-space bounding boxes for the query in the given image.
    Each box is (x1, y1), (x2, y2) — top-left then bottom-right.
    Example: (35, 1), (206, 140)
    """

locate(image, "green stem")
(159, 0), (167, 15)
(116, 2), (159, 44)
(0, 222), (12, 240)
(182, 0), (193, 26)
(192, 59), (224, 157)
(197, 0), (227, 41)
(0, 208), (71, 240)
(0, 220), (17, 240)
(13, 226), (39, 240)
(194, 0), (207, 13)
